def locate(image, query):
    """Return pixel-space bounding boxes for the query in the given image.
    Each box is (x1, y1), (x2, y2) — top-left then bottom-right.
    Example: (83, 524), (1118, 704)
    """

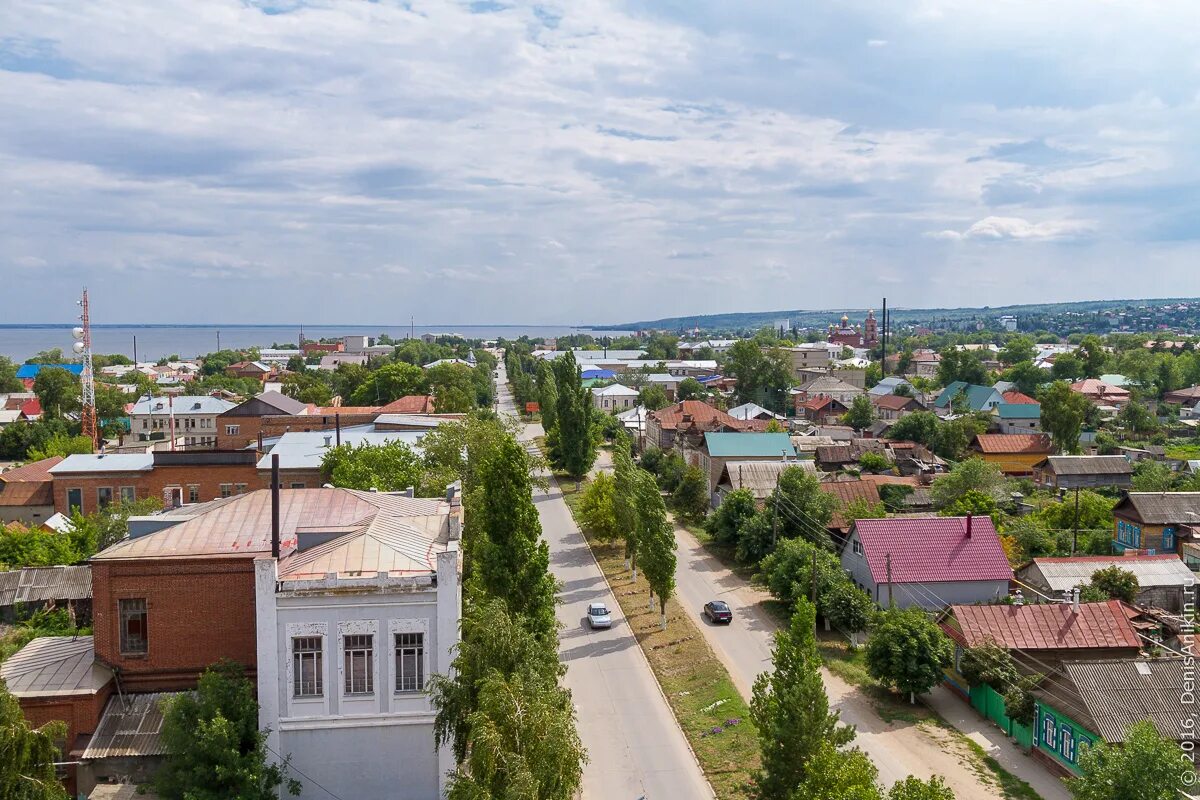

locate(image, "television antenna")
(72, 288), (98, 450)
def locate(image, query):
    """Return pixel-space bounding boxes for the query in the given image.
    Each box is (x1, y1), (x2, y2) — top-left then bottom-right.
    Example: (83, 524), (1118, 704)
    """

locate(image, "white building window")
(219, 483), (233, 498)
(292, 636), (323, 697)
(226, 424), (240, 436)
(395, 633), (425, 693)
(343, 634), (374, 694)
(852, 539), (864, 556)
(120, 486), (136, 503)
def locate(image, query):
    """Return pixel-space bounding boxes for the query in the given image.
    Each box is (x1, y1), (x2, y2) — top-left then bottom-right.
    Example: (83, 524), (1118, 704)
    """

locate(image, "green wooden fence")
(968, 683), (1033, 749)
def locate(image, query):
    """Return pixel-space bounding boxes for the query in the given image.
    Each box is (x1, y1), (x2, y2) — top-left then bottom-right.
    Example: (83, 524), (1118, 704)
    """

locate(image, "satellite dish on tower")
(72, 327), (85, 340)
(72, 341), (86, 354)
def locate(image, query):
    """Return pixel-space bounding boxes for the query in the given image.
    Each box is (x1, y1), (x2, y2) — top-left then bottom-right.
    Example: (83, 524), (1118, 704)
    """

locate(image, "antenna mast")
(73, 288), (98, 450)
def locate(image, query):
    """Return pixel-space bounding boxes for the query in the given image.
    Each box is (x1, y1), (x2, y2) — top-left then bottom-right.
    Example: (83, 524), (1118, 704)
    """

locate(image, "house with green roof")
(934, 382), (1004, 414)
(680, 431), (797, 504)
(992, 402), (1042, 434)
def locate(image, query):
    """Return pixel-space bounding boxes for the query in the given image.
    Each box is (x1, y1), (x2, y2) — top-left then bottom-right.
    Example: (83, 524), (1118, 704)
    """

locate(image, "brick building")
(215, 390), (309, 450)
(50, 450), (263, 515)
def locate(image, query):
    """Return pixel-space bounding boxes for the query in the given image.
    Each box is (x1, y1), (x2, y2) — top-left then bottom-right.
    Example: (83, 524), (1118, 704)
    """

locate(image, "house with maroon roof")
(1070, 378), (1131, 408)
(643, 400), (756, 450)
(940, 599), (1142, 674)
(869, 393), (925, 420)
(839, 515), (1013, 609)
(378, 394), (437, 414)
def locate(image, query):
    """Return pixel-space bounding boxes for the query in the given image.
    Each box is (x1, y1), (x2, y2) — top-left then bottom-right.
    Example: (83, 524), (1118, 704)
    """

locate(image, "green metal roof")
(935, 382), (1001, 411)
(996, 403), (1041, 419)
(704, 432), (796, 458)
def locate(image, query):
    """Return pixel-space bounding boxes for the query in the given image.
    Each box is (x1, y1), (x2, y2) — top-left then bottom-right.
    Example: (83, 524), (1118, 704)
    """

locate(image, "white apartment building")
(256, 489), (462, 800)
(128, 395), (236, 448)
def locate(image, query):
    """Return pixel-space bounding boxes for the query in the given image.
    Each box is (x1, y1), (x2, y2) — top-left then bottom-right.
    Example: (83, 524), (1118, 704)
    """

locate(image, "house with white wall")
(255, 489), (462, 800)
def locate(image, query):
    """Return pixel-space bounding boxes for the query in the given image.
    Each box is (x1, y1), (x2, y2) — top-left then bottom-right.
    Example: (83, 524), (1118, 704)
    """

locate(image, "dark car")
(702, 600), (733, 624)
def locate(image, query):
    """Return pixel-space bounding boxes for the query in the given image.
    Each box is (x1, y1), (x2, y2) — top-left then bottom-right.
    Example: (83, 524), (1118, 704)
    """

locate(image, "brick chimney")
(965, 512), (973, 538)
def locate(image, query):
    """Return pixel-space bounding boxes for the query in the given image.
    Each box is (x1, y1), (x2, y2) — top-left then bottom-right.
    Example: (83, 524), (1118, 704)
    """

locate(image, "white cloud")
(931, 216), (1095, 241)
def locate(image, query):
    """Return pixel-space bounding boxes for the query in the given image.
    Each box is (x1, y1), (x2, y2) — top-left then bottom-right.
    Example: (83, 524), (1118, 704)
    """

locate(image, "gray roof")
(798, 376), (862, 394)
(0, 565), (91, 607)
(82, 692), (178, 758)
(258, 425), (429, 470)
(1057, 659), (1188, 743)
(718, 460), (815, 498)
(868, 377), (913, 396)
(252, 390), (308, 415)
(727, 402), (785, 421)
(1040, 455), (1132, 476)
(592, 384), (639, 397)
(1023, 556), (1194, 592)
(89, 786), (160, 800)
(643, 374), (678, 383)
(0, 636), (112, 697)
(373, 414), (452, 428)
(129, 395), (235, 416)
(1118, 492), (1200, 524)
(50, 454), (154, 474)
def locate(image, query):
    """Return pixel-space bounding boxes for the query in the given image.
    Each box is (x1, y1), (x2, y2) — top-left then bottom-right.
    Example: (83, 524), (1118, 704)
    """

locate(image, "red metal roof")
(972, 433), (1053, 454)
(852, 516), (1012, 585)
(871, 394), (919, 411)
(0, 456), (63, 483)
(948, 600), (1141, 651)
(650, 400), (750, 431)
(20, 398), (42, 417)
(379, 395), (436, 414)
(1001, 390), (1038, 405)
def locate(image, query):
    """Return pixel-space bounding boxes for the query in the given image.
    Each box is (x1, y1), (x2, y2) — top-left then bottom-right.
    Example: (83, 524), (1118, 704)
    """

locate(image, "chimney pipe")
(1071, 586), (1081, 613)
(323, 434), (332, 448)
(271, 454), (281, 559)
(965, 512), (973, 538)
(335, 413), (342, 447)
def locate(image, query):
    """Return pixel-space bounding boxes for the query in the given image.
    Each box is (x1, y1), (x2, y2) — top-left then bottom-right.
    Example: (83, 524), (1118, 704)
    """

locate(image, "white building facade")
(256, 493), (461, 800)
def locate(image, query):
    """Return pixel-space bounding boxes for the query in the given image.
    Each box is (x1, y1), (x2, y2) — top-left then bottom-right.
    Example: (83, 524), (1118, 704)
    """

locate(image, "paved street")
(495, 366), (713, 799)
(672, 526), (1072, 800)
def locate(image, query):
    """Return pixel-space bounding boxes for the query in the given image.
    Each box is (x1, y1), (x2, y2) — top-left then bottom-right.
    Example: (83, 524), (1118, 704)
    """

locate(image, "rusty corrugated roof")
(949, 600), (1141, 651)
(0, 565), (92, 607)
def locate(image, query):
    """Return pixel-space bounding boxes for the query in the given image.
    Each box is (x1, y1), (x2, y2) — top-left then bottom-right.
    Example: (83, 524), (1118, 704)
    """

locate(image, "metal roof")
(0, 565), (92, 607)
(852, 516), (1013, 586)
(591, 384), (638, 396)
(995, 403), (1041, 419)
(50, 453), (154, 474)
(93, 489), (448, 562)
(82, 692), (177, 758)
(15, 364), (84, 379)
(0, 480), (54, 507)
(704, 432), (796, 459)
(129, 395), (236, 416)
(1116, 492), (1200, 524)
(257, 425), (429, 470)
(972, 433), (1053, 454)
(935, 382), (1001, 410)
(948, 600), (1141, 651)
(717, 461), (813, 498)
(0, 456), (64, 482)
(88, 786), (161, 800)
(0, 636), (111, 697)
(1039, 455), (1132, 476)
(1057, 659), (1187, 743)
(1024, 555), (1194, 592)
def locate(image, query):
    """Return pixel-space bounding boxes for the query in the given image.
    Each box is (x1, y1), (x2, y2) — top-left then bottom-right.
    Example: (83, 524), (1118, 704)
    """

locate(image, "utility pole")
(810, 549), (819, 633)
(886, 552), (894, 608)
(772, 490), (780, 549)
(216, 330), (221, 351)
(132, 334), (137, 365)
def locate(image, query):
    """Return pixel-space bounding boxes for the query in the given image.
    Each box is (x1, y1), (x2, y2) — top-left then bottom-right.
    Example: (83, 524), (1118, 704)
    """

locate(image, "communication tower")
(72, 289), (98, 450)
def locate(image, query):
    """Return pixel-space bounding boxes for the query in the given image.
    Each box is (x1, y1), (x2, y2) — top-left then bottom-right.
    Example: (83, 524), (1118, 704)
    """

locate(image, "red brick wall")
(257, 412), (379, 440)
(214, 414), (270, 450)
(92, 557), (258, 690)
(53, 463), (266, 515)
(20, 685), (113, 795)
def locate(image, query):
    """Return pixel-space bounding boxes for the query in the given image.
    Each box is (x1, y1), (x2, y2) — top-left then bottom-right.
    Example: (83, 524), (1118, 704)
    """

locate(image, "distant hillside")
(604, 297), (1200, 332)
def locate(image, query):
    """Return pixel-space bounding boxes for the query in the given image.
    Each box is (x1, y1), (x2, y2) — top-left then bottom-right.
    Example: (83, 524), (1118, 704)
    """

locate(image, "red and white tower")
(72, 289), (98, 451)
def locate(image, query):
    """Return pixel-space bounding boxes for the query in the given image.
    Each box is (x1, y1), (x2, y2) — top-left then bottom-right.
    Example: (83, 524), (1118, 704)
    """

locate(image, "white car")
(586, 602), (612, 629)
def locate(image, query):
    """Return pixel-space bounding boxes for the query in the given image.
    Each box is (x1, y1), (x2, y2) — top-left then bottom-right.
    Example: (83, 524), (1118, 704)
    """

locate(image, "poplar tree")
(751, 598), (855, 800)
(552, 351), (596, 481)
(635, 469), (676, 628)
(612, 446), (641, 578)
(471, 435), (557, 641)
(0, 685), (67, 800)
(536, 360), (558, 434)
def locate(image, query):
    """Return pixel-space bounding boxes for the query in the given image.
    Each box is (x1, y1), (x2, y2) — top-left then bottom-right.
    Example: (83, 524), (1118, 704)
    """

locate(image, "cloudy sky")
(2, 0), (1198, 325)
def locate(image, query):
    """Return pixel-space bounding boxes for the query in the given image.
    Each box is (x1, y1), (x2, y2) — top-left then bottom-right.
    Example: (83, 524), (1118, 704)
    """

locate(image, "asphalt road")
(495, 365), (713, 800)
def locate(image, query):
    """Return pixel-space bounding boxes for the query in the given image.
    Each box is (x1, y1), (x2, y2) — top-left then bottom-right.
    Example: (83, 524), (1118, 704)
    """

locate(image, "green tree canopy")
(887, 776), (955, 800)
(637, 383), (669, 411)
(576, 471), (619, 542)
(676, 376), (706, 401)
(32, 367), (80, 418)
(936, 348), (989, 387)
(671, 465), (710, 525)
(551, 352), (596, 480)
(865, 608), (952, 700)
(26, 432), (93, 461)
(1067, 720), (1191, 800)
(703, 488), (758, 546)
(0, 681), (68, 800)
(321, 439), (427, 494)
(1088, 565), (1139, 603)
(930, 458), (1006, 509)
(426, 364), (477, 413)
(0, 356), (23, 393)
(154, 661), (299, 800)
(841, 395), (875, 431)
(638, 468), (677, 626)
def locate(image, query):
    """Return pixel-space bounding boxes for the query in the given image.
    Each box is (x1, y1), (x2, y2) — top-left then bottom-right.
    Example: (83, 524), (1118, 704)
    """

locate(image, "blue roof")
(704, 432), (796, 458)
(16, 364), (84, 379)
(581, 369), (617, 379)
(697, 375), (724, 383)
(996, 403), (1041, 419)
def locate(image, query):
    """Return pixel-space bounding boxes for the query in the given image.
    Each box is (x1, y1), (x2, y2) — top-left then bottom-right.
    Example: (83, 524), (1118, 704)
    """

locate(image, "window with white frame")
(395, 633), (425, 693)
(187, 485), (200, 504)
(120, 486), (136, 503)
(219, 483), (233, 498)
(343, 634), (374, 694)
(852, 539), (864, 556)
(292, 636), (323, 697)
(226, 424), (240, 436)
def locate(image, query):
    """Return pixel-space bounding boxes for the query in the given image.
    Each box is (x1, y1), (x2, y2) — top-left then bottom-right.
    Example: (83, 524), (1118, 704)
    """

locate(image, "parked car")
(587, 602), (612, 629)
(702, 600), (733, 624)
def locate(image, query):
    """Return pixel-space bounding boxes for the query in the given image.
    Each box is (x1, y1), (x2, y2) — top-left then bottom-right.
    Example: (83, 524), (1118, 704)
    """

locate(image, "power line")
(265, 744), (350, 800)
